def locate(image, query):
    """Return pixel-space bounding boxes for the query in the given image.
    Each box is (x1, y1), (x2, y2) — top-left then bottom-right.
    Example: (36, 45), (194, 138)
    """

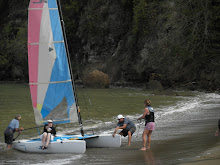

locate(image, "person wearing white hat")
(113, 114), (136, 146)
(40, 119), (56, 150)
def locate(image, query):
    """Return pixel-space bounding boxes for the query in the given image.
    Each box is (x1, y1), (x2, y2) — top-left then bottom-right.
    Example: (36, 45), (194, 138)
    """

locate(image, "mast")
(56, 0), (84, 136)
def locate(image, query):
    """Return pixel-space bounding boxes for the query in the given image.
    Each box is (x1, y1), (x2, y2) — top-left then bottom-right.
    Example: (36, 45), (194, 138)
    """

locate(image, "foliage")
(0, 0), (28, 81)
(0, 0), (219, 90)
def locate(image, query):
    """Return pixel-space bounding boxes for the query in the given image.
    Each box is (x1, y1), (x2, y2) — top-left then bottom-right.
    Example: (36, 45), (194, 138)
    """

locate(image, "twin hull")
(13, 134), (121, 154)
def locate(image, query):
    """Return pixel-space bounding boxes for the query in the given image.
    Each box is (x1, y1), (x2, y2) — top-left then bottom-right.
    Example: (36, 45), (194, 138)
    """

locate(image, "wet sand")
(180, 141), (220, 165)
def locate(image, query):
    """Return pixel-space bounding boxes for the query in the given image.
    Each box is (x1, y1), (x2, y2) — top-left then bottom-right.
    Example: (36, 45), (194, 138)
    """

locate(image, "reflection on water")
(142, 150), (158, 165)
(0, 83), (220, 165)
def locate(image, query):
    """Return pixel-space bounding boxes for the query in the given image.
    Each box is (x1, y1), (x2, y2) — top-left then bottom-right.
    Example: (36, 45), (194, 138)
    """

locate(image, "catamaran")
(13, 0), (121, 153)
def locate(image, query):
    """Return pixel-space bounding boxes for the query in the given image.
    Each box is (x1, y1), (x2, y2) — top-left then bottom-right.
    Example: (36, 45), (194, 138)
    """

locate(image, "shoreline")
(180, 141), (220, 165)
(1, 80), (219, 94)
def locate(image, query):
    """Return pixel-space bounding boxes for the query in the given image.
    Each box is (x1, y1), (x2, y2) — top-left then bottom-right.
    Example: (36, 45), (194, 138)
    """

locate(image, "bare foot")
(140, 147), (146, 151)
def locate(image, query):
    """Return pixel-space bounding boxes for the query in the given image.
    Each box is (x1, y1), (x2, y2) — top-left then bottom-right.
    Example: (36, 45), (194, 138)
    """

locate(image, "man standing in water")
(4, 115), (24, 149)
(113, 114), (136, 146)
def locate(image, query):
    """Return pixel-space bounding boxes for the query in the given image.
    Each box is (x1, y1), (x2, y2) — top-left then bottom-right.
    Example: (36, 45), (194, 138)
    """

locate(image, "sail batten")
(28, 0), (78, 125)
(29, 80), (72, 85)
(28, 40), (64, 45)
(28, 8), (58, 10)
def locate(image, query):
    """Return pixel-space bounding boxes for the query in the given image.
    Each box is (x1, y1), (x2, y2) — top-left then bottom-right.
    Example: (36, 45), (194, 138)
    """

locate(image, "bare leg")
(147, 130), (153, 149)
(140, 129), (149, 150)
(7, 144), (12, 149)
(45, 133), (51, 147)
(128, 131), (132, 146)
(42, 132), (47, 149)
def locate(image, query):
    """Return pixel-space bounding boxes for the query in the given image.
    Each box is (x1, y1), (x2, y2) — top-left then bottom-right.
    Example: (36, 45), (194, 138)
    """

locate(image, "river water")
(0, 83), (219, 165)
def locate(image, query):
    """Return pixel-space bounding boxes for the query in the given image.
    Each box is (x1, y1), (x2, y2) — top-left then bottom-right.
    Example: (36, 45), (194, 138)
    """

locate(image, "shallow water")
(0, 83), (219, 165)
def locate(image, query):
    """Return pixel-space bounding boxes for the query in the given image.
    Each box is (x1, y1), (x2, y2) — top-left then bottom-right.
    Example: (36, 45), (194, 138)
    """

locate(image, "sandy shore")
(181, 142), (220, 165)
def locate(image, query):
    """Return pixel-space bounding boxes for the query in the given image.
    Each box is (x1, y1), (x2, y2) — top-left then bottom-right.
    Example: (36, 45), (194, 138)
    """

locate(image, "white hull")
(13, 134), (121, 153)
(13, 139), (86, 154)
(86, 134), (121, 148)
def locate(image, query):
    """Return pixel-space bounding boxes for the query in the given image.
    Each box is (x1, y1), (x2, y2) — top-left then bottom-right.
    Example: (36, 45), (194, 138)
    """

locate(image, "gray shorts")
(4, 128), (14, 144)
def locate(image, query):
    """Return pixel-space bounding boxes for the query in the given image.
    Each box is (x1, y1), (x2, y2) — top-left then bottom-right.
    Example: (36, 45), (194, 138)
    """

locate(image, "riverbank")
(181, 141), (220, 165)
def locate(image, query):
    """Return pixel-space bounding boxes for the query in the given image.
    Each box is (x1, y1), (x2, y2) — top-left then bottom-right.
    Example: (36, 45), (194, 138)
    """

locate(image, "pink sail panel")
(28, 44), (39, 108)
(28, 0), (45, 108)
(29, 0), (44, 8)
(28, 10), (42, 44)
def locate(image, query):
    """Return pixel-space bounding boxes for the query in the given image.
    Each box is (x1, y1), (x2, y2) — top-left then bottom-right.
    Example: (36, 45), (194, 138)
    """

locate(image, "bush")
(83, 70), (110, 88)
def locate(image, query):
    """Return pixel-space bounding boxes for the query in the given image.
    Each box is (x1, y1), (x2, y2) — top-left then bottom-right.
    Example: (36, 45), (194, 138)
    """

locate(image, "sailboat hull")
(13, 134), (121, 153)
(86, 134), (121, 148)
(12, 135), (89, 154)
(13, 139), (86, 154)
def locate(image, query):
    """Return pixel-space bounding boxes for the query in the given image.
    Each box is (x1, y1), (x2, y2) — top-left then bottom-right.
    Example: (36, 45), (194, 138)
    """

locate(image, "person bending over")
(113, 114), (136, 146)
(4, 115), (24, 149)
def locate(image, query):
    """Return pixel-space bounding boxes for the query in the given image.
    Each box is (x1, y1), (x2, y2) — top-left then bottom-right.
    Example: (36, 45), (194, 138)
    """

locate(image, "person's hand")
(215, 130), (219, 136)
(18, 127), (24, 133)
(47, 128), (52, 132)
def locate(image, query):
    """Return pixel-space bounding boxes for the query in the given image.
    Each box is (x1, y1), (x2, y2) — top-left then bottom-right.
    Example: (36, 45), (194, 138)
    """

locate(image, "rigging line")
(57, 0), (84, 136)
(13, 132), (20, 141)
(76, 69), (96, 132)
(76, 61), (96, 113)
(135, 119), (144, 138)
(74, 60), (97, 135)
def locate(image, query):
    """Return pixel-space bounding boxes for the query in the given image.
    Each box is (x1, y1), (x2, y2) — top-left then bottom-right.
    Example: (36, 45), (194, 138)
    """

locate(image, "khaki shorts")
(40, 133), (54, 141)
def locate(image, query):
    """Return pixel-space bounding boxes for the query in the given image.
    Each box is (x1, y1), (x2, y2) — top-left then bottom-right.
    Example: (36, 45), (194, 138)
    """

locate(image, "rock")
(83, 70), (110, 88)
(148, 80), (164, 91)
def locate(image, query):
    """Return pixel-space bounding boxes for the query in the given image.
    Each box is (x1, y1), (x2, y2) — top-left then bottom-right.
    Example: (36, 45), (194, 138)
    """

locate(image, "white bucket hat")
(117, 114), (124, 120)
(47, 120), (53, 123)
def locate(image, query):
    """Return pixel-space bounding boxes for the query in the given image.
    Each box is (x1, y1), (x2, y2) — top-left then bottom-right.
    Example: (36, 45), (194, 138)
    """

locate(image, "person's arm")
(215, 119), (220, 136)
(45, 125), (50, 130)
(43, 124), (48, 133)
(112, 124), (127, 137)
(113, 126), (119, 137)
(218, 119), (220, 130)
(52, 127), (56, 136)
(14, 120), (24, 132)
(138, 108), (149, 120)
(15, 127), (24, 132)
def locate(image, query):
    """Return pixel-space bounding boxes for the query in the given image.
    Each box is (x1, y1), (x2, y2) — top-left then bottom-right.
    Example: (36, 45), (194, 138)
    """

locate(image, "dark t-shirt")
(117, 118), (136, 131)
(43, 124), (56, 136)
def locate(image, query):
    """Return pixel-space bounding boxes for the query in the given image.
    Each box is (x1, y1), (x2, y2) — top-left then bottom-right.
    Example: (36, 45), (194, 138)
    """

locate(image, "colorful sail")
(28, 0), (78, 125)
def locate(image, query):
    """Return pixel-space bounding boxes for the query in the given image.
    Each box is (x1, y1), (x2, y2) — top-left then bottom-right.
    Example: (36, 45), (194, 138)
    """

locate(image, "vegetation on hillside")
(0, 0), (219, 91)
